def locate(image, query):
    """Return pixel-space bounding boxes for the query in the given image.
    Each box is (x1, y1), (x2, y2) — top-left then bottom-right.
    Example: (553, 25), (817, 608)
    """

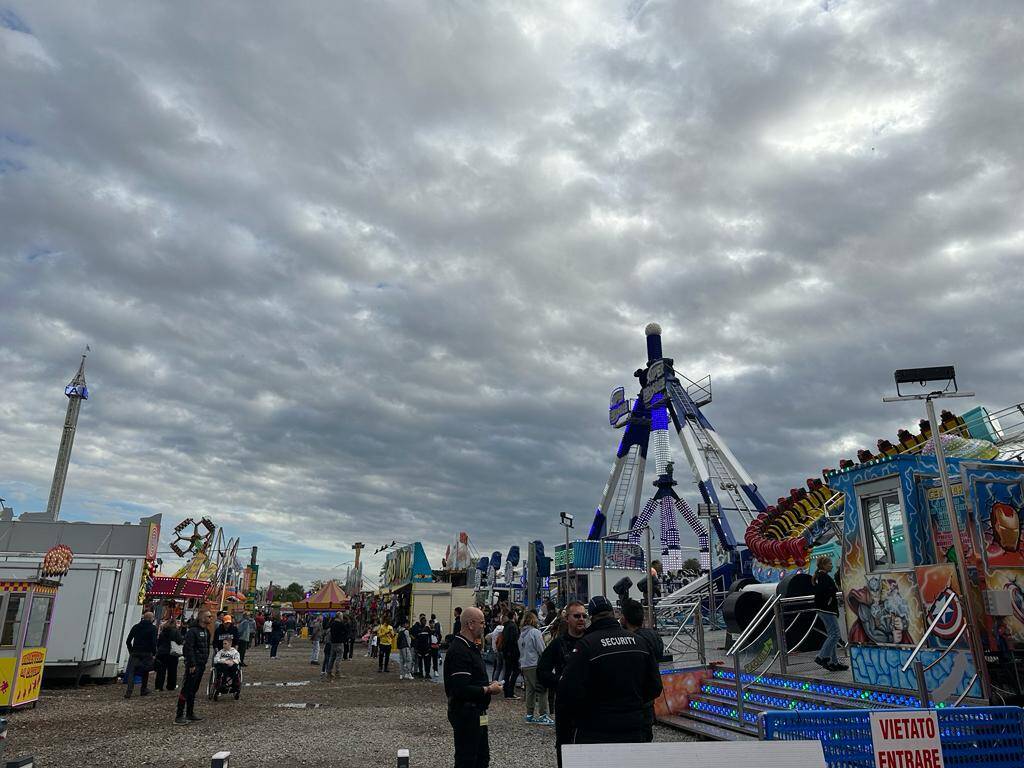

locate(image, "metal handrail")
(900, 591), (956, 672)
(728, 594), (781, 656)
(778, 592), (843, 606)
(659, 591), (715, 665)
(784, 613), (803, 633)
(922, 623), (968, 672)
(823, 491), (844, 514)
(787, 613), (826, 655)
(952, 673), (979, 707)
(734, 623), (782, 725)
(664, 601), (701, 650)
(778, 595), (816, 605)
(655, 574), (725, 609)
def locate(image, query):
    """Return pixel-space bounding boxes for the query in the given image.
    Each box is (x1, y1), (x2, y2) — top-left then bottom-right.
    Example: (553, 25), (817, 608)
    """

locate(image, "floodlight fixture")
(892, 365), (960, 398)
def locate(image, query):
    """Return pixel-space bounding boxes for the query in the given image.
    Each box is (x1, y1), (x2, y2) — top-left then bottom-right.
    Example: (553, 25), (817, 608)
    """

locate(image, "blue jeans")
(818, 611), (841, 663)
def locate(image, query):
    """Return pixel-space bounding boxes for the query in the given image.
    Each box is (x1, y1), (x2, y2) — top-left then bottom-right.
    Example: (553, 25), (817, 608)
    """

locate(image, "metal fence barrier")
(761, 707), (1024, 768)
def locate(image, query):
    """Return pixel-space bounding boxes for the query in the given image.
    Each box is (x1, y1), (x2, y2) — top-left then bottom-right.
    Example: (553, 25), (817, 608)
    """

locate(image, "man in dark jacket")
(412, 614), (431, 679)
(538, 601), (587, 768)
(620, 597), (665, 659)
(343, 613), (356, 660)
(619, 597), (665, 742)
(323, 613), (347, 679)
(500, 612), (520, 699)
(444, 606), (503, 768)
(124, 611), (158, 698)
(213, 614), (239, 649)
(175, 609), (211, 725)
(453, 606), (463, 638)
(561, 596), (662, 744)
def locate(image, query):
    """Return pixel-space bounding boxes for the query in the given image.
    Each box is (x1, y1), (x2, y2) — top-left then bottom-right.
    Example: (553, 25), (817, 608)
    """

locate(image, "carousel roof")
(293, 579), (349, 610)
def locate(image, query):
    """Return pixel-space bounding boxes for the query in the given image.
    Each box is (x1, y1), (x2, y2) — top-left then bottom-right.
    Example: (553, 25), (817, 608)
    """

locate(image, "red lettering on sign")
(879, 715), (937, 742)
(877, 748), (943, 768)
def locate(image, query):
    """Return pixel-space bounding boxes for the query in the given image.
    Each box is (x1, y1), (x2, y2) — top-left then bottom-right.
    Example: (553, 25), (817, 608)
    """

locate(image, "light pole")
(883, 365), (990, 702)
(560, 512), (574, 606)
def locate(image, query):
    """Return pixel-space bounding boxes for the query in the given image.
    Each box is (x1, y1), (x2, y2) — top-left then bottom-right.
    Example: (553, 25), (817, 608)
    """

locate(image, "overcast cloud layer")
(2, 1), (1022, 587)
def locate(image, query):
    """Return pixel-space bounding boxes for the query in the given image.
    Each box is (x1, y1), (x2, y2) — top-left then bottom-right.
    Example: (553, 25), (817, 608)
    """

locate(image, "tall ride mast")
(45, 353), (89, 521)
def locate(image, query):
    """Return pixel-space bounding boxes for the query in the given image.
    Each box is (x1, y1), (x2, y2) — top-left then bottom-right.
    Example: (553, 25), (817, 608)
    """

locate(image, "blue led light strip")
(711, 668), (923, 708)
(689, 699), (758, 724)
(701, 684), (819, 712)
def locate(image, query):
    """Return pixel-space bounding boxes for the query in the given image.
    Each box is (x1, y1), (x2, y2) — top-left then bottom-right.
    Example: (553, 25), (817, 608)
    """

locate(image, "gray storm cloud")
(1, 1), (1022, 584)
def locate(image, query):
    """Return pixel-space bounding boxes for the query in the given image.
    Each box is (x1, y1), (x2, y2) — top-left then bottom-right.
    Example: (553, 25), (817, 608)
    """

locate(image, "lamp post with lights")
(560, 512), (574, 605)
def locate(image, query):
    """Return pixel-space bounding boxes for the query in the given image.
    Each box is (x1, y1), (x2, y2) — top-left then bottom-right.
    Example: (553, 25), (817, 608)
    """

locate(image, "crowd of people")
(122, 591), (668, 768)
(445, 595), (664, 768)
(121, 606), (358, 724)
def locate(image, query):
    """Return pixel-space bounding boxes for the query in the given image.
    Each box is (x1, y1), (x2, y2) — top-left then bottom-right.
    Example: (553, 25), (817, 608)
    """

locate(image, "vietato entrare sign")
(869, 711), (945, 768)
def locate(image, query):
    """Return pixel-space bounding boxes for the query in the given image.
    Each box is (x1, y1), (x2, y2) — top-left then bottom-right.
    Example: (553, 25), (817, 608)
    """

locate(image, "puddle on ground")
(245, 680), (313, 687)
(273, 702), (328, 709)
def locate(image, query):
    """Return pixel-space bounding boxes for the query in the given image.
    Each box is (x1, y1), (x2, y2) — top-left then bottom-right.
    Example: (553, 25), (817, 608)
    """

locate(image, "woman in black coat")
(813, 556), (848, 672)
(268, 618), (285, 659)
(155, 617), (184, 691)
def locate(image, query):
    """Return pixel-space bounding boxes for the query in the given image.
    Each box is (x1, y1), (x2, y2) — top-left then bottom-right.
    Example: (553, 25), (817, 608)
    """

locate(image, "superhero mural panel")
(914, 563), (968, 649)
(971, 478), (1024, 568)
(845, 570), (924, 646)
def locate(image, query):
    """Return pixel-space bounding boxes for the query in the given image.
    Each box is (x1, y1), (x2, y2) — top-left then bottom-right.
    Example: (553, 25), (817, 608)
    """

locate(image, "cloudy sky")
(2, 1), (1022, 588)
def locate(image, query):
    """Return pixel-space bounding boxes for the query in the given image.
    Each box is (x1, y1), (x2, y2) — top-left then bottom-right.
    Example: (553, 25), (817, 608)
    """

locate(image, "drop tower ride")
(45, 353), (89, 521)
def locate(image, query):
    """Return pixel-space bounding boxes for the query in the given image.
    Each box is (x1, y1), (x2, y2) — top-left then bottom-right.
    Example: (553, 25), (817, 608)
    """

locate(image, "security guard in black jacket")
(561, 595), (663, 744)
(175, 609), (212, 725)
(538, 600), (587, 768)
(443, 606), (503, 768)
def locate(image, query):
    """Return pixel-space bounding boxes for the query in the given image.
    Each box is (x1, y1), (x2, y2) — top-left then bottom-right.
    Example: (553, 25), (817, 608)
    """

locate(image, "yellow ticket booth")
(0, 577), (58, 709)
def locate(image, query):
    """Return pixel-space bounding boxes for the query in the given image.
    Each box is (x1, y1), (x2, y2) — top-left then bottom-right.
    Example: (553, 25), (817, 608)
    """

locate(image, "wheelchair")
(207, 663), (243, 701)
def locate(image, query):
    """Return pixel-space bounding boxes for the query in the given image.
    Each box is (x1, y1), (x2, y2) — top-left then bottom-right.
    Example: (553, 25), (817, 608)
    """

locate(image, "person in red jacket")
(254, 612), (266, 646)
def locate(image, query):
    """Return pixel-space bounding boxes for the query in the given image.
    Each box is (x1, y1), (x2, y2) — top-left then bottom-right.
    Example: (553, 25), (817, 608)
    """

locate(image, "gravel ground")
(6, 640), (696, 767)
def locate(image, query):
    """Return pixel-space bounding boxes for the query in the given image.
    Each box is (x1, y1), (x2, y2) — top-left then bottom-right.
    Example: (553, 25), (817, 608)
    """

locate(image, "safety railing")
(653, 572), (727, 666)
(771, 593), (841, 674)
(762, 707), (1024, 768)
(821, 491), (846, 540)
(655, 573), (727, 624)
(727, 593), (783, 724)
(660, 597), (706, 665)
(727, 593), (781, 657)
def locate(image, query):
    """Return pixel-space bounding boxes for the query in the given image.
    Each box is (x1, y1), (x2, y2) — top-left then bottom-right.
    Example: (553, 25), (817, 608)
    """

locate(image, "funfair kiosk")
(0, 546), (70, 709)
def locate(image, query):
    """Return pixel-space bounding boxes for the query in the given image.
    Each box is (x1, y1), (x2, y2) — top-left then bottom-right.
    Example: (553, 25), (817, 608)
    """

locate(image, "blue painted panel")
(851, 644), (983, 699)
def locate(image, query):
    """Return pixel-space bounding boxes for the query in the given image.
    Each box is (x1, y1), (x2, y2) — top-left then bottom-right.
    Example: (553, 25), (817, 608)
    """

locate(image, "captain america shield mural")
(915, 564), (967, 647)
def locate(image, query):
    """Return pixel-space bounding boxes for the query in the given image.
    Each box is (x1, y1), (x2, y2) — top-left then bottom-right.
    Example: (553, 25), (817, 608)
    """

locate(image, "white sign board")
(562, 740), (826, 768)
(869, 711), (945, 768)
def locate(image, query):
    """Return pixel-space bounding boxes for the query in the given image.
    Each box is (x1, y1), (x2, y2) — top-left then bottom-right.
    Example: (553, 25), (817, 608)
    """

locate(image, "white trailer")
(0, 513), (159, 682)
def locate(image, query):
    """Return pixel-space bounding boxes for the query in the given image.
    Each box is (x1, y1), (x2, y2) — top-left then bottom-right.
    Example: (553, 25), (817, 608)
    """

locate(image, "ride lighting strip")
(689, 699), (759, 724)
(711, 669), (927, 708)
(700, 684), (821, 711)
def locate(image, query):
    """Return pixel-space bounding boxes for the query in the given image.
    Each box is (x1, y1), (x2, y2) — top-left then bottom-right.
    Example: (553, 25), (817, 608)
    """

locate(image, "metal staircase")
(668, 668), (924, 741)
(608, 446), (640, 532)
(666, 378), (759, 527)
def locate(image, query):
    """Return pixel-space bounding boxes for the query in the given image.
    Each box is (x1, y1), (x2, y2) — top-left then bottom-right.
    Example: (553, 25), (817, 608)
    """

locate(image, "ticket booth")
(0, 577), (58, 709)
